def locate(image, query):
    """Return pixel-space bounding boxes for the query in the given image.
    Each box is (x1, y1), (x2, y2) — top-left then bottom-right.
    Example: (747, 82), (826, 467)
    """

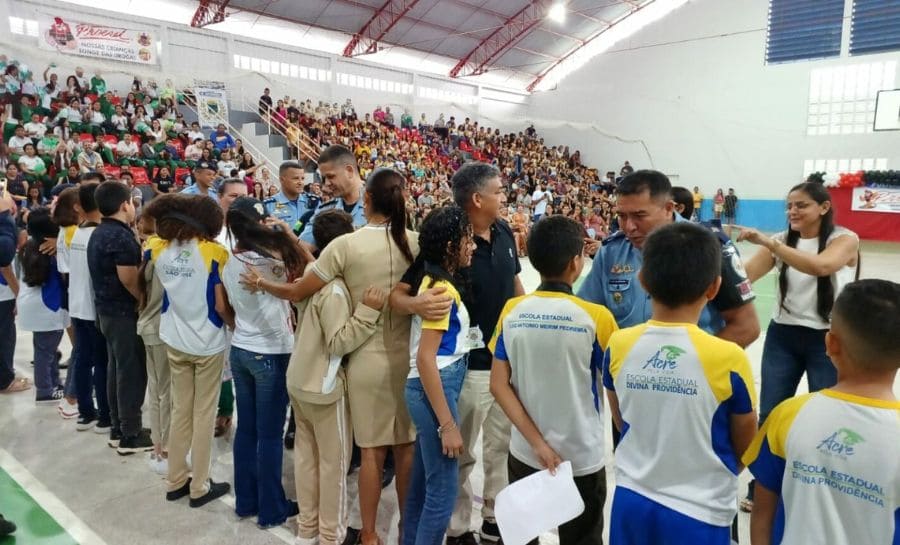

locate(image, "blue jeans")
(230, 346), (292, 527)
(759, 321), (836, 424)
(73, 318), (109, 421)
(402, 358), (467, 545)
(33, 330), (63, 397)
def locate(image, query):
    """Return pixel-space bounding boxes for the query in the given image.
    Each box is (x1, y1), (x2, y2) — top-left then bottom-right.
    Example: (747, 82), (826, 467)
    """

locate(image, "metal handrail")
(180, 89), (279, 185)
(241, 95), (320, 164)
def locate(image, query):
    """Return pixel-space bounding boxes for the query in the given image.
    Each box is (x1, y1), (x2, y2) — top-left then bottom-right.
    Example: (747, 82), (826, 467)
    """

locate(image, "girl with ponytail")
(736, 181), (859, 510)
(219, 196), (303, 528)
(242, 167), (420, 545)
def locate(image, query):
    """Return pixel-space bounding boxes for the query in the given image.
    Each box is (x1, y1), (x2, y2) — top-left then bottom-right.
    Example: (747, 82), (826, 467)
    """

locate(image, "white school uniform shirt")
(68, 224), (98, 321)
(17, 258), (69, 332)
(492, 288), (618, 476)
(145, 236), (230, 356)
(604, 321), (757, 526)
(744, 390), (900, 545)
(221, 250), (294, 354)
(407, 276), (471, 378)
(55, 225), (78, 275)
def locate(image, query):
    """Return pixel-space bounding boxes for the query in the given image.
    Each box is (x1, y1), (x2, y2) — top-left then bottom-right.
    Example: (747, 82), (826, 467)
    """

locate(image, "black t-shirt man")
(401, 220), (521, 370)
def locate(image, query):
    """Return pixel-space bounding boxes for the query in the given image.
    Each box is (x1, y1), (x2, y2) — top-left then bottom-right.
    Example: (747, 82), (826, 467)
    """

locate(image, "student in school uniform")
(743, 279), (900, 545)
(403, 206), (476, 545)
(242, 168), (417, 545)
(287, 210), (385, 545)
(220, 196), (304, 528)
(17, 207), (68, 404)
(604, 222), (758, 545)
(490, 216), (618, 545)
(137, 215), (171, 475)
(142, 193), (233, 508)
(51, 185), (81, 418)
(68, 182), (111, 434)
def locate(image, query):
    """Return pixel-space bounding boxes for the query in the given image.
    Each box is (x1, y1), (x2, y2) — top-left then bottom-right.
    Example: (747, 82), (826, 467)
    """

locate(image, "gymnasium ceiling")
(220, 0), (658, 90)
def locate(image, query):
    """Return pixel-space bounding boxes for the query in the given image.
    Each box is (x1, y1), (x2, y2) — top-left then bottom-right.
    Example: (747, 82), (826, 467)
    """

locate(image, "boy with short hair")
(743, 279), (900, 545)
(489, 215), (618, 544)
(604, 222), (757, 545)
(86, 181), (152, 454)
(288, 210), (384, 545)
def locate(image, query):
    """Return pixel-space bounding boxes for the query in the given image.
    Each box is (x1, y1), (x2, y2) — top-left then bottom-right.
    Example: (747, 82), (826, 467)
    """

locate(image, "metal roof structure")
(194, 0), (659, 91)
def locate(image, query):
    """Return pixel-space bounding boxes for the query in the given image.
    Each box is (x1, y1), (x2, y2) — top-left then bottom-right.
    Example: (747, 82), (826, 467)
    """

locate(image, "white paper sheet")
(494, 461), (585, 545)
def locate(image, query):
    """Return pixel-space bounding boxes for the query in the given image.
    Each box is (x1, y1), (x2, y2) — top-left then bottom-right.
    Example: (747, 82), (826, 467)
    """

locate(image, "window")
(299, 66), (308, 79)
(8, 16), (25, 35)
(240, 56), (251, 70)
(766, 0), (844, 64)
(260, 59), (270, 73)
(807, 61), (897, 135)
(250, 57), (260, 72)
(850, 0), (900, 56)
(803, 157), (888, 176)
(290, 65), (299, 78)
(280, 62), (290, 76)
(233, 54), (240, 68)
(25, 19), (38, 37)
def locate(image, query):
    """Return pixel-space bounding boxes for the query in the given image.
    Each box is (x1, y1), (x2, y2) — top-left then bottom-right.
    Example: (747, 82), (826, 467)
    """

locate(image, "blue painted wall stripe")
(696, 200), (786, 233)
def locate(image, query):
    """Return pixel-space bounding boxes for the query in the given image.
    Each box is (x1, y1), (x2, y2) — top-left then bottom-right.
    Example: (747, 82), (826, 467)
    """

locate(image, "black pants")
(0, 300), (15, 389)
(97, 313), (147, 437)
(508, 455), (605, 545)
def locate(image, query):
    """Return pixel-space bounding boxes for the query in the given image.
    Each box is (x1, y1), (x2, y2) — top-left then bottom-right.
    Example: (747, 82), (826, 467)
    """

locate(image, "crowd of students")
(1, 145), (897, 545)
(0, 56), (272, 205)
(257, 88), (623, 243)
(0, 60), (896, 545)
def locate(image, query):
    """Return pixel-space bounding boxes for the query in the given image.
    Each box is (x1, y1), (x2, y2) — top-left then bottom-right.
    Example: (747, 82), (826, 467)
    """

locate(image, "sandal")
(740, 497), (753, 513)
(1, 377), (31, 393)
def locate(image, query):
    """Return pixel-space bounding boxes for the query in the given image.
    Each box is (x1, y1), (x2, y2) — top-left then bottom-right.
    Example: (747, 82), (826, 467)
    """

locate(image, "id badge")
(466, 327), (485, 350)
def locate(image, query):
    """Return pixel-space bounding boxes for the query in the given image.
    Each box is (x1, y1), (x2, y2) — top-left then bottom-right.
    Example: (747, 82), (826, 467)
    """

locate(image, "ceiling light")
(548, 3), (566, 23)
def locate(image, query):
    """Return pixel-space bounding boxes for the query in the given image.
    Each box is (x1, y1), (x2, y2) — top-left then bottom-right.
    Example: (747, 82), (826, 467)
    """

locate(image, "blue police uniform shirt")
(180, 184), (217, 199)
(577, 213), (754, 333)
(299, 186), (366, 244)
(264, 191), (308, 229)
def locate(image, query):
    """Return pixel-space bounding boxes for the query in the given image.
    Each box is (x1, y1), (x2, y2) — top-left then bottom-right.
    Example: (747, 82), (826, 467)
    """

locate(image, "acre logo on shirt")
(816, 428), (864, 459)
(642, 345), (686, 371)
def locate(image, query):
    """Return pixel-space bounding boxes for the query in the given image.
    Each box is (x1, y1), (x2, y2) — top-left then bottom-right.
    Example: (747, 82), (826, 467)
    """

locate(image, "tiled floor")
(1, 241), (898, 544)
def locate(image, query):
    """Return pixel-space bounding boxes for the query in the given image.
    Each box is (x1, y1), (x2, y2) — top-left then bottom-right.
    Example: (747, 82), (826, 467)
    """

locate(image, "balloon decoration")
(826, 170), (900, 189)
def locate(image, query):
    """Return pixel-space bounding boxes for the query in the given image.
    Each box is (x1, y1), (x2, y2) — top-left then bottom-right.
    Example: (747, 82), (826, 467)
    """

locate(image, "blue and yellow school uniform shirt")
(743, 390), (900, 545)
(408, 275), (471, 379)
(491, 284), (618, 477)
(603, 321), (756, 526)
(144, 236), (229, 356)
(55, 225), (78, 274)
(17, 257), (68, 332)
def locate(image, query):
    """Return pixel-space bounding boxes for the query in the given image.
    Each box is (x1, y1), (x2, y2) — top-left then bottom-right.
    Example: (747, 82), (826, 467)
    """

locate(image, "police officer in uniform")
(180, 160), (218, 199)
(579, 170), (759, 342)
(263, 161), (309, 236)
(578, 170), (759, 543)
(299, 145), (367, 247)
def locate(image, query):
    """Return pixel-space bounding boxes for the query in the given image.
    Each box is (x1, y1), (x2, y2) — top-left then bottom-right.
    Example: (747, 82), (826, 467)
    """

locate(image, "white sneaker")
(295, 536), (319, 545)
(57, 397), (79, 419)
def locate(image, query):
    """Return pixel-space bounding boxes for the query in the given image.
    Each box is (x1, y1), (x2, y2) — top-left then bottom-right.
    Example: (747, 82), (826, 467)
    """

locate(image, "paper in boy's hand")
(494, 461), (584, 545)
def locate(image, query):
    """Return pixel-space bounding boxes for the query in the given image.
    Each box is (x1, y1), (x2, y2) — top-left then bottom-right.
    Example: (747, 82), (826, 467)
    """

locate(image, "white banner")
(852, 187), (900, 214)
(37, 14), (158, 65)
(195, 87), (229, 129)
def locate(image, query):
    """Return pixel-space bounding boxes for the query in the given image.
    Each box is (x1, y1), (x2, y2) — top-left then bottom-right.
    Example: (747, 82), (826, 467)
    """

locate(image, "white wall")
(0, 0), (530, 132)
(528, 0), (900, 199)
